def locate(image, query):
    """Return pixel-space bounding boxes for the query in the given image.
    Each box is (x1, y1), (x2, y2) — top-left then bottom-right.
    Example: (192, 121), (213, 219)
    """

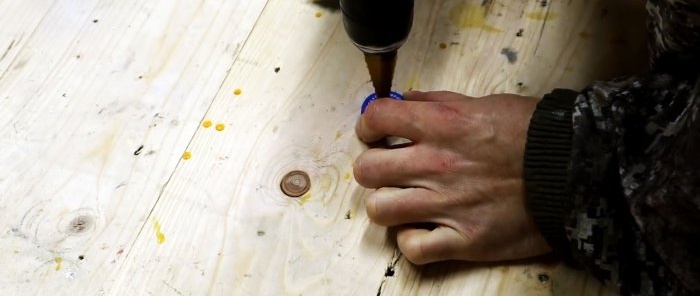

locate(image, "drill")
(339, 0), (415, 98)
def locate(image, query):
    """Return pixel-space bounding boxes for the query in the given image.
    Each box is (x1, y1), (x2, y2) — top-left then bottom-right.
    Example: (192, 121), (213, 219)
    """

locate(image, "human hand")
(354, 91), (551, 264)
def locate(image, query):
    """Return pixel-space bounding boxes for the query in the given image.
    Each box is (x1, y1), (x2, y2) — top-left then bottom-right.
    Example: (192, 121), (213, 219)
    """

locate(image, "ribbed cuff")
(524, 89), (578, 263)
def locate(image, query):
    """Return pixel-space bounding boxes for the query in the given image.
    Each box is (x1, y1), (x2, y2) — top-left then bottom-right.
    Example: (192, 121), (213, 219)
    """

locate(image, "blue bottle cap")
(361, 91), (404, 114)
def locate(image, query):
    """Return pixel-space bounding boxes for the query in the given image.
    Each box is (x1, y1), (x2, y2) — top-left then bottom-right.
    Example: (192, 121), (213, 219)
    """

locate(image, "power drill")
(339, 0), (415, 99)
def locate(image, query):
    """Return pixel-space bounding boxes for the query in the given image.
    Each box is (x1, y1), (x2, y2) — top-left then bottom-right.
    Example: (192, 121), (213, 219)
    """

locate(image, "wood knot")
(280, 171), (310, 197)
(68, 215), (95, 234)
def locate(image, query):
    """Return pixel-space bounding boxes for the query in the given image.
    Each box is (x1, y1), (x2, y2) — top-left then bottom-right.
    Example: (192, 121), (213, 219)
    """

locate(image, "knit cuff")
(524, 89), (578, 263)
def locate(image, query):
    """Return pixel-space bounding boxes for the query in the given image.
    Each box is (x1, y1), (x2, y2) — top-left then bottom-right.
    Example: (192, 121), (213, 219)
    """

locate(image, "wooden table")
(0, 0), (647, 295)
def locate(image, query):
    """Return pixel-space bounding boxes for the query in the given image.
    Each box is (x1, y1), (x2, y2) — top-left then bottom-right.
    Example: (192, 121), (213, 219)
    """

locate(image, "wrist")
(523, 89), (578, 263)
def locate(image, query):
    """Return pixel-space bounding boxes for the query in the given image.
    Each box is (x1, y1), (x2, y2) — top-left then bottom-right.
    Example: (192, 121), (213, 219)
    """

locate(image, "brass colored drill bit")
(364, 51), (397, 98)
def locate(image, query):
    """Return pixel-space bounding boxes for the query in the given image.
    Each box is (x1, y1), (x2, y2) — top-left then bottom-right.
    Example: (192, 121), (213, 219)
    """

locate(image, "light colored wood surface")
(0, 0), (647, 295)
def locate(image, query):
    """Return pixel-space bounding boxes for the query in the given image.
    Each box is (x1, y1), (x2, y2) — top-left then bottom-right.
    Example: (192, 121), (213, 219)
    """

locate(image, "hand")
(354, 90), (551, 264)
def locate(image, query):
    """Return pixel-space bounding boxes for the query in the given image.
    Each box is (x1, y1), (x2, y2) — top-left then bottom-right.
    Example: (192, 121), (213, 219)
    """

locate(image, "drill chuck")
(339, 0), (414, 54)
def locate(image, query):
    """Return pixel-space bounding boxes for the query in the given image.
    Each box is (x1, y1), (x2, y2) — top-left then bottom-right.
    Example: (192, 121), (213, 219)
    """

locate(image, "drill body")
(340, 0), (415, 98)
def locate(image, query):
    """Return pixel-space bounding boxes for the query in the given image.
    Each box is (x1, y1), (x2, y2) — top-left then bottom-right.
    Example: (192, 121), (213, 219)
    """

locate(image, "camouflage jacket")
(524, 0), (699, 295)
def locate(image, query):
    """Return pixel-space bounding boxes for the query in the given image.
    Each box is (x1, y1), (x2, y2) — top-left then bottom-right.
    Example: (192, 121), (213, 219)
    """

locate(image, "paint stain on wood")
(500, 48), (518, 63)
(152, 219), (166, 244)
(335, 130), (343, 140)
(438, 42), (447, 49)
(233, 89), (242, 96)
(134, 145), (144, 156)
(344, 172), (352, 181)
(315, 11), (322, 18)
(55, 257), (63, 271)
(182, 151), (192, 160)
(449, 4), (502, 32)
(299, 193), (312, 205)
(525, 11), (558, 21)
(215, 123), (225, 131)
(202, 120), (213, 128)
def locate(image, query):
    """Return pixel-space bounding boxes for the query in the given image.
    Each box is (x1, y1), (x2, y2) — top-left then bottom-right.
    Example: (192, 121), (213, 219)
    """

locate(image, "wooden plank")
(0, 0), (57, 79)
(0, 0), (266, 294)
(108, 0), (645, 295)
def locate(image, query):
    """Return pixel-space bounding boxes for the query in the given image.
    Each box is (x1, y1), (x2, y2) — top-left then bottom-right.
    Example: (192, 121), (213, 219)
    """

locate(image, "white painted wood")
(108, 0), (643, 295)
(0, 0), (266, 294)
(0, 0), (647, 295)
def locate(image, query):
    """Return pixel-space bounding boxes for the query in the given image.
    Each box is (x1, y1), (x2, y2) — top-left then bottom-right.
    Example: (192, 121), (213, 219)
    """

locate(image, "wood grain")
(0, 0), (648, 295)
(0, 0), (266, 294)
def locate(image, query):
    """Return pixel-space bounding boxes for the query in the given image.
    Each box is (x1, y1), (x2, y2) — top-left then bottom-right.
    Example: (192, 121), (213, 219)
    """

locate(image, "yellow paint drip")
(233, 89), (242, 96)
(449, 4), (502, 32)
(315, 12), (322, 18)
(299, 193), (312, 205)
(215, 123), (225, 132)
(344, 173), (352, 181)
(335, 131), (343, 140)
(202, 120), (212, 128)
(525, 11), (558, 21)
(182, 151), (192, 160)
(406, 75), (421, 91)
(55, 257), (63, 271)
(152, 219), (166, 244)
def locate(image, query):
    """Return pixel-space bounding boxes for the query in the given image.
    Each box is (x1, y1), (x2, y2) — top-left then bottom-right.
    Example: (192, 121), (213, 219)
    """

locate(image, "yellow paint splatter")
(233, 89), (242, 96)
(182, 151), (192, 160)
(406, 75), (421, 91)
(315, 11), (322, 18)
(55, 257), (63, 271)
(215, 123), (225, 132)
(202, 120), (212, 128)
(299, 193), (312, 205)
(449, 4), (502, 32)
(335, 130), (343, 140)
(344, 172), (352, 181)
(525, 11), (558, 21)
(152, 219), (166, 244)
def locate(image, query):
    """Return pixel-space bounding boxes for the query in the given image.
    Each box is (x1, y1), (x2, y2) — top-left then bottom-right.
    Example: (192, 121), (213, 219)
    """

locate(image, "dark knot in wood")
(280, 171), (311, 197)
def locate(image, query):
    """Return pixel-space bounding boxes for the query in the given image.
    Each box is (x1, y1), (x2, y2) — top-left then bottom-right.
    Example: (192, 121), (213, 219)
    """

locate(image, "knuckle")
(426, 151), (460, 175)
(433, 102), (462, 123)
(430, 102), (469, 135)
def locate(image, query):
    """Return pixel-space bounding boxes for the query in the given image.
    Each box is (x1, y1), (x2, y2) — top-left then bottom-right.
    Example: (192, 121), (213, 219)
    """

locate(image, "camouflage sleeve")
(524, 1), (700, 295)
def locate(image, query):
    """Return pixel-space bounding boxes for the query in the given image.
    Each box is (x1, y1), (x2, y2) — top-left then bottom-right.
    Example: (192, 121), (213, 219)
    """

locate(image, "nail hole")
(538, 273), (550, 284)
(78, 255), (85, 260)
(280, 171), (311, 197)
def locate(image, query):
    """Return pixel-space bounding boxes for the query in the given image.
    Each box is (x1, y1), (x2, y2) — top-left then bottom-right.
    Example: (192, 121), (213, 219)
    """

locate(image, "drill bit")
(364, 51), (397, 98)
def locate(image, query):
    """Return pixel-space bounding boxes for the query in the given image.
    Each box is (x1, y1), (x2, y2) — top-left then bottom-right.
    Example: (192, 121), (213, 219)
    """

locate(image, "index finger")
(356, 98), (425, 143)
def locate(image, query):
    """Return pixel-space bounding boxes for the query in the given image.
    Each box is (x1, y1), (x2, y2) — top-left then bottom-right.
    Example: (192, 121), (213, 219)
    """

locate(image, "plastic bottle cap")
(361, 91), (404, 114)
